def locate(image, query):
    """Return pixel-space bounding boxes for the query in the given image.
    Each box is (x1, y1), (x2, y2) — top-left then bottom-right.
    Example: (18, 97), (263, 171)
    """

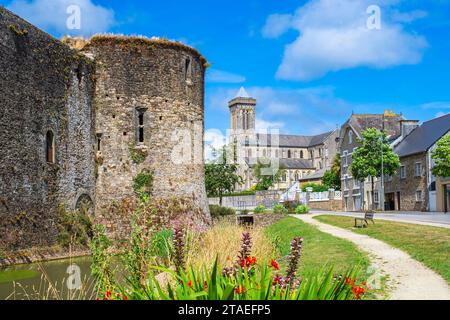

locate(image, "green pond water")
(0, 257), (95, 300)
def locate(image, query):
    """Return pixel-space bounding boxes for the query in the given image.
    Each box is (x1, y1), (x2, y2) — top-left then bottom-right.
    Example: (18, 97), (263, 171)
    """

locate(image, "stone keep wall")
(78, 36), (210, 231)
(0, 8), (96, 250)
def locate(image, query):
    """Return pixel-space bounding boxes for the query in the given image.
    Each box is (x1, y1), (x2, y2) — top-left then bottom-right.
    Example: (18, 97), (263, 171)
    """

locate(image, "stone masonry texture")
(0, 7), (210, 250)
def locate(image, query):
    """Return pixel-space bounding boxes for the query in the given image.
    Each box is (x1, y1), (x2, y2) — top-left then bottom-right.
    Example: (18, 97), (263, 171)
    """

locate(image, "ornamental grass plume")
(173, 226), (186, 272)
(285, 237), (304, 288)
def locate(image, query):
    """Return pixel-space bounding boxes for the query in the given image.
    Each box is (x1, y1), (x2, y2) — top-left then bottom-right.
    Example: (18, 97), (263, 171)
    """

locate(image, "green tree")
(322, 170), (341, 190)
(253, 158), (286, 191)
(205, 146), (243, 206)
(323, 154), (341, 190)
(432, 135), (450, 178)
(351, 128), (401, 210)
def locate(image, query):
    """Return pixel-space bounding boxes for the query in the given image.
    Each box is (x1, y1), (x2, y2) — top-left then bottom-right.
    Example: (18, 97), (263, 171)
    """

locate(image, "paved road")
(312, 210), (450, 228)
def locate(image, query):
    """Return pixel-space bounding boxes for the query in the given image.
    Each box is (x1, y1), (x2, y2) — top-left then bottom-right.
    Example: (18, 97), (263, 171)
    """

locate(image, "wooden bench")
(354, 212), (375, 228)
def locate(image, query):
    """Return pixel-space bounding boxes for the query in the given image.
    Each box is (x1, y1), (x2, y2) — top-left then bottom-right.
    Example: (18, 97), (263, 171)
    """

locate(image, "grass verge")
(315, 215), (450, 285)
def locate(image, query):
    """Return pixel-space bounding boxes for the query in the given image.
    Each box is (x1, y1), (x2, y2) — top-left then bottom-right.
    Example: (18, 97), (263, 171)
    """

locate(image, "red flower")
(123, 296), (129, 301)
(105, 291), (112, 298)
(204, 281), (208, 290)
(235, 285), (246, 295)
(271, 259), (280, 270)
(352, 286), (365, 299)
(272, 275), (281, 286)
(188, 280), (193, 288)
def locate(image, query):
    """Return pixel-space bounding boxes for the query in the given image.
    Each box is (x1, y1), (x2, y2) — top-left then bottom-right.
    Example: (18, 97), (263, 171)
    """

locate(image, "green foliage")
(295, 205), (310, 214)
(205, 146), (243, 203)
(323, 170), (341, 191)
(301, 183), (329, 192)
(57, 205), (93, 248)
(254, 205), (267, 214)
(209, 205), (236, 219)
(432, 135), (450, 178)
(273, 204), (288, 214)
(89, 224), (115, 295)
(133, 170), (154, 198)
(254, 159), (286, 191)
(223, 190), (256, 197)
(129, 145), (148, 164)
(351, 128), (401, 182)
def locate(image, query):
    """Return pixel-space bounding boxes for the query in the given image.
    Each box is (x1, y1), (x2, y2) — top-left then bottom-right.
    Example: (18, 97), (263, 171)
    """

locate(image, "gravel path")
(293, 214), (450, 300)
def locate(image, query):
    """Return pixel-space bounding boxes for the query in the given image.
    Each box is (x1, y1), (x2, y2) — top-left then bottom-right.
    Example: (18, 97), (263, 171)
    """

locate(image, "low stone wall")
(308, 199), (343, 211)
(208, 195), (256, 208)
(216, 214), (286, 228)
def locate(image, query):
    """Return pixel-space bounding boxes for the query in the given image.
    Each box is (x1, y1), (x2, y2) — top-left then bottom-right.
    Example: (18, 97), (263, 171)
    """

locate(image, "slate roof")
(245, 158), (315, 170)
(343, 113), (404, 138)
(299, 168), (327, 181)
(394, 113), (450, 157)
(235, 87), (250, 98)
(246, 131), (333, 148)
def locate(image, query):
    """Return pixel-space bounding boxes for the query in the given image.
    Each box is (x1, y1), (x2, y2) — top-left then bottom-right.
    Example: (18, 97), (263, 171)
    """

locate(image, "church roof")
(235, 87), (250, 99)
(245, 158), (315, 170)
(244, 131), (334, 148)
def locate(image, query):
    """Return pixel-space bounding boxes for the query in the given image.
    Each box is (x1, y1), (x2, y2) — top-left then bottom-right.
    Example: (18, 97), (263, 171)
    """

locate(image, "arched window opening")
(46, 130), (55, 163)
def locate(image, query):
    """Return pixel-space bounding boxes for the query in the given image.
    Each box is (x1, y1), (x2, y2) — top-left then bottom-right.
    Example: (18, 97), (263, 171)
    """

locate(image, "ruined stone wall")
(0, 8), (96, 250)
(79, 36), (210, 234)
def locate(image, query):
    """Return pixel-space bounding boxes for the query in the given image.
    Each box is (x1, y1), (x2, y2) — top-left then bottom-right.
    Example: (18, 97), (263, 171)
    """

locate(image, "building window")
(343, 151), (348, 167)
(400, 165), (406, 179)
(184, 57), (192, 82)
(46, 130), (55, 163)
(96, 133), (102, 151)
(288, 150), (292, 158)
(300, 151), (304, 159)
(136, 108), (147, 144)
(349, 131), (353, 144)
(416, 190), (423, 202)
(374, 191), (379, 203)
(415, 162), (423, 177)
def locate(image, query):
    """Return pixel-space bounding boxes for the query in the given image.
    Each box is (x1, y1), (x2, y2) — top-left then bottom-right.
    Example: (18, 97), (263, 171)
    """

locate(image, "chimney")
(400, 120), (420, 138)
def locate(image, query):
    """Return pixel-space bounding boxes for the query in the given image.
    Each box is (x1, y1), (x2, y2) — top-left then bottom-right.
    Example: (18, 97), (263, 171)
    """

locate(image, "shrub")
(295, 205), (310, 214)
(301, 183), (329, 192)
(57, 205), (93, 248)
(253, 205), (266, 214)
(133, 170), (154, 197)
(209, 205), (236, 219)
(283, 201), (298, 214)
(273, 204), (288, 214)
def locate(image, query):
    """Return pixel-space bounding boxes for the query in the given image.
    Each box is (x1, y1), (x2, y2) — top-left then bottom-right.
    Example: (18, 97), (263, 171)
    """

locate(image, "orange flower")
(271, 259), (280, 270)
(188, 280), (193, 288)
(235, 285), (246, 295)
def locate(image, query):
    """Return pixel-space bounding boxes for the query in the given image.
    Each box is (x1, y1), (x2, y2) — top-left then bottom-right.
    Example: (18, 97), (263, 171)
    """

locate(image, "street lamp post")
(380, 136), (385, 211)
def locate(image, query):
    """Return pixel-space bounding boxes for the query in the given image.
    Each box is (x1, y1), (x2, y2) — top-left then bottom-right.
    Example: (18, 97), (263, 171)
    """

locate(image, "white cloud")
(262, 0), (428, 81)
(255, 118), (285, 132)
(7, 0), (116, 36)
(421, 101), (450, 109)
(261, 14), (293, 38)
(204, 129), (227, 161)
(206, 69), (246, 84)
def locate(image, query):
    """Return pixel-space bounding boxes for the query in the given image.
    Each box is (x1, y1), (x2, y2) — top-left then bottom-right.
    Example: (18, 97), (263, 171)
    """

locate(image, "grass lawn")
(315, 215), (450, 285)
(265, 217), (370, 277)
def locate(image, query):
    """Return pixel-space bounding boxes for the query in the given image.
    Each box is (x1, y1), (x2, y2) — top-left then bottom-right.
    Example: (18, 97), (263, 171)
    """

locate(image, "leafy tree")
(205, 146), (243, 206)
(323, 154), (341, 190)
(253, 158), (286, 191)
(432, 135), (450, 178)
(351, 128), (400, 210)
(322, 170), (341, 190)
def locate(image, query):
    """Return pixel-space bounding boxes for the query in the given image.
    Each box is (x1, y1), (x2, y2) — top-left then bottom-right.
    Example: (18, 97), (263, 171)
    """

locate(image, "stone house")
(339, 112), (404, 211)
(228, 88), (340, 191)
(385, 114), (450, 212)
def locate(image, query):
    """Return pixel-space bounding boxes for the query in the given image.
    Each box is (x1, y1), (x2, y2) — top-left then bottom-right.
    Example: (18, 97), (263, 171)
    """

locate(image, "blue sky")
(3, 0), (450, 143)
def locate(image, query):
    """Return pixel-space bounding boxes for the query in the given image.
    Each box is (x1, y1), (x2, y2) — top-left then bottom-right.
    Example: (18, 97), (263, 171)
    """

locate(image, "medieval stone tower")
(0, 7), (210, 250)
(229, 87), (256, 137)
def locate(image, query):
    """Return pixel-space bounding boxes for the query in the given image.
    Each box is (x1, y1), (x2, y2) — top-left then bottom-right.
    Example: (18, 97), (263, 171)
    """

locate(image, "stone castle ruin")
(0, 7), (210, 250)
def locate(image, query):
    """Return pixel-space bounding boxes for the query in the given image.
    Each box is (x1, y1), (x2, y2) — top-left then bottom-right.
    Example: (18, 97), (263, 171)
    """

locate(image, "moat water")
(0, 257), (95, 300)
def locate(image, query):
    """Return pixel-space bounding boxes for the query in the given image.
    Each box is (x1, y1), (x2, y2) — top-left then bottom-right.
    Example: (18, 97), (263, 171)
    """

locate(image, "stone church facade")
(228, 88), (340, 191)
(0, 7), (210, 250)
